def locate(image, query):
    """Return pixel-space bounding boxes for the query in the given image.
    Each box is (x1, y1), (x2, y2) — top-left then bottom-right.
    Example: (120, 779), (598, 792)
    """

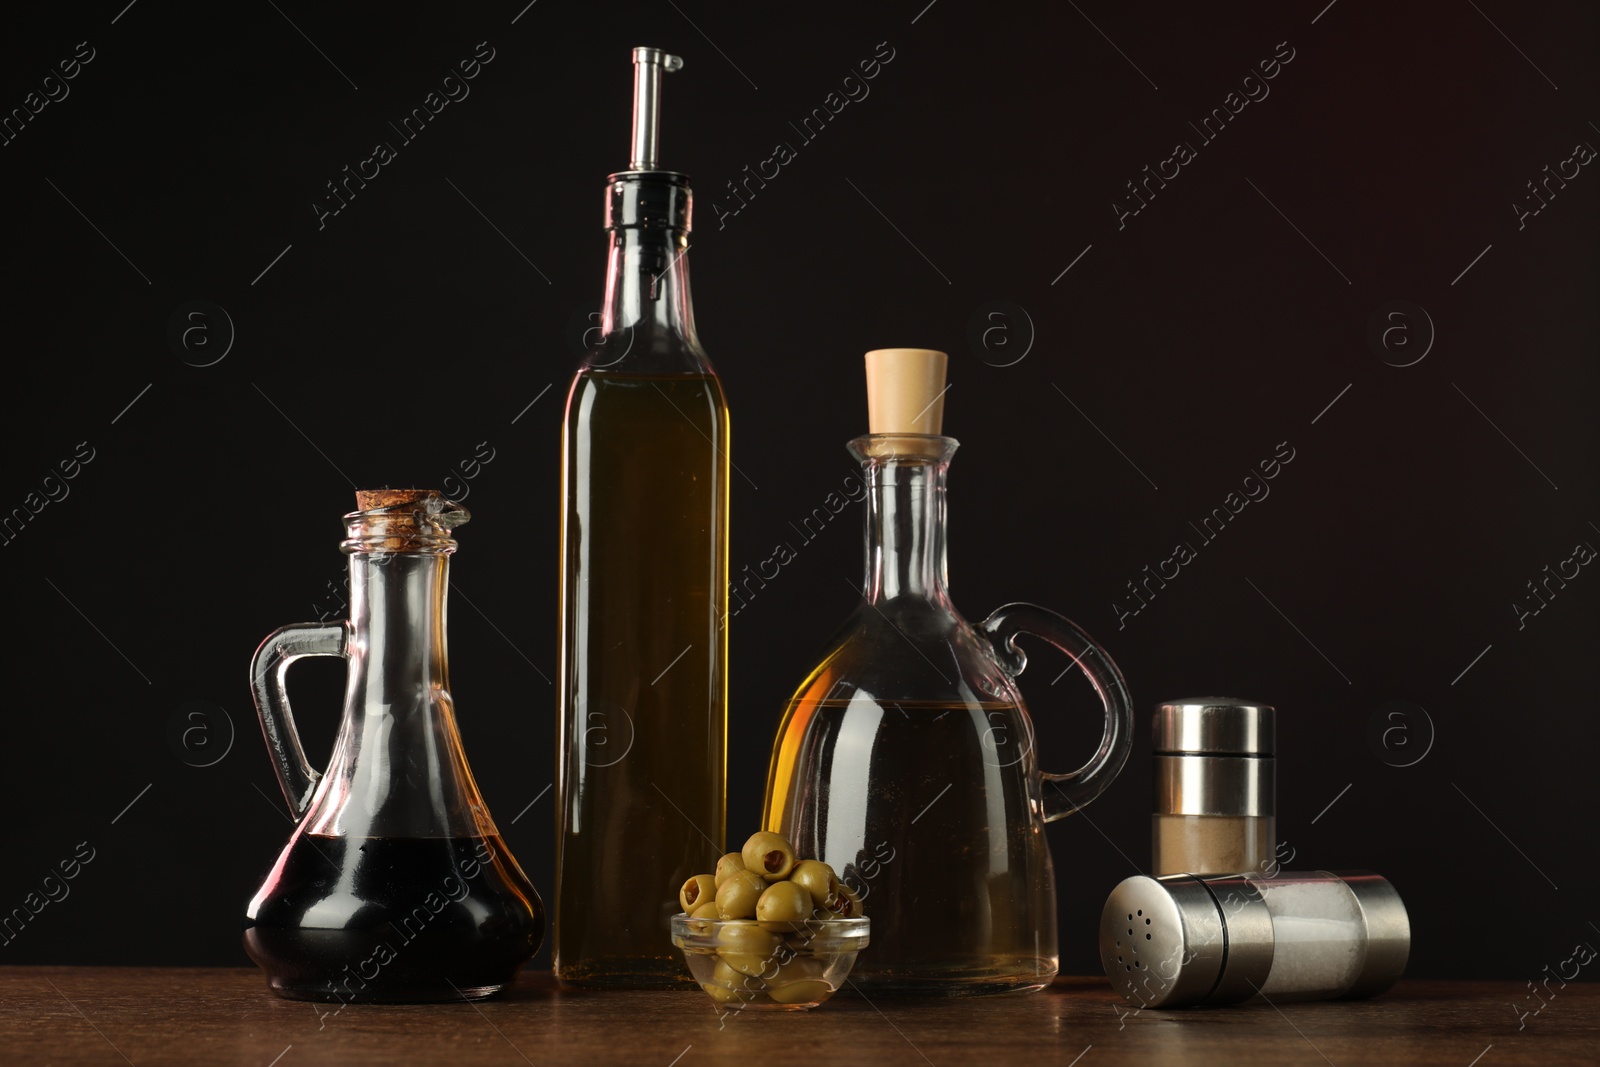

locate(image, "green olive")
(701, 979), (746, 1004)
(741, 831), (798, 880)
(716, 923), (779, 960)
(772, 956), (823, 984)
(756, 880), (813, 922)
(689, 901), (720, 920)
(679, 874), (717, 913)
(719, 953), (773, 978)
(768, 978), (833, 1005)
(827, 884), (864, 918)
(703, 960), (761, 1003)
(712, 959), (767, 999)
(789, 860), (838, 907)
(843, 884), (865, 917)
(714, 852), (746, 887)
(720, 953), (780, 985)
(715, 868), (767, 920)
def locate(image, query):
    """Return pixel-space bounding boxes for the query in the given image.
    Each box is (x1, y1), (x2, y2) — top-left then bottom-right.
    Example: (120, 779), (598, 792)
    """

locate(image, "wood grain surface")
(1, 969), (1593, 1066)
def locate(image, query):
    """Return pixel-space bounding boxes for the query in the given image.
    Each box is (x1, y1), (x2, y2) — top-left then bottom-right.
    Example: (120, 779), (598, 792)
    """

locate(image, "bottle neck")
(305, 499), (485, 841)
(858, 443), (956, 606)
(347, 552), (450, 703)
(600, 227), (698, 346)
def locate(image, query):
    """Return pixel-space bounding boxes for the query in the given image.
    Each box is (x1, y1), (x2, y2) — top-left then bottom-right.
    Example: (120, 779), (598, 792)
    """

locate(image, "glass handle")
(979, 602), (1134, 823)
(248, 621), (349, 820)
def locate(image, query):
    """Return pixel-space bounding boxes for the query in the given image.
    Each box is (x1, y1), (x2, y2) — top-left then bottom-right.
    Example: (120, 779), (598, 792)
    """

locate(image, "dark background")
(1, 0), (1594, 984)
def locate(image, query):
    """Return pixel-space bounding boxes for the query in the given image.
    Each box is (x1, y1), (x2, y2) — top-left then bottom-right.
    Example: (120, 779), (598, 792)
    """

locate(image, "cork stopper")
(343, 489), (468, 554)
(355, 488), (433, 511)
(865, 348), (948, 435)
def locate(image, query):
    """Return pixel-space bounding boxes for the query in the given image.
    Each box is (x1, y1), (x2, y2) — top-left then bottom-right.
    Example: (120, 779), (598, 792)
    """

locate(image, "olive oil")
(766, 695), (1058, 994)
(556, 371), (729, 986)
(554, 49), (729, 987)
(760, 351), (1135, 996)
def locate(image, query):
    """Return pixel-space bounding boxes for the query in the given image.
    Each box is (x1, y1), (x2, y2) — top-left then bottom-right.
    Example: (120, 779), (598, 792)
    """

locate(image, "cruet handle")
(979, 602), (1134, 822)
(248, 621), (350, 820)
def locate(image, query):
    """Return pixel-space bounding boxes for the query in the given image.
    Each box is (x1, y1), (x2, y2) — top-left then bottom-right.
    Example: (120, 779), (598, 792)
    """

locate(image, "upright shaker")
(1152, 699), (1275, 876)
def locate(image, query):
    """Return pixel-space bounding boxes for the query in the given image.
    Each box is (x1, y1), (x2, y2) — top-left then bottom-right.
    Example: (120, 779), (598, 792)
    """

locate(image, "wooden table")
(1, 969), (1592, 1065)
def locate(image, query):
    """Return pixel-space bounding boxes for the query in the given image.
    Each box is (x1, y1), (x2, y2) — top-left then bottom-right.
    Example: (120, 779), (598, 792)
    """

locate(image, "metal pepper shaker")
(1152, 698), (1275, 876)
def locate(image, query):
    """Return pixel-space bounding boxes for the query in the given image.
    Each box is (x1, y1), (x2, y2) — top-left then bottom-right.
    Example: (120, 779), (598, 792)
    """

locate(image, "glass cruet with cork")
(243, 489), (544, 1003)
(762, 349), (1136, 995)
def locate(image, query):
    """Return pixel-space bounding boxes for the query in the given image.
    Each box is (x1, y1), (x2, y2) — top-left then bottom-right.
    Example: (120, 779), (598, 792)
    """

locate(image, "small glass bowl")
(671, 915), (870, 1011)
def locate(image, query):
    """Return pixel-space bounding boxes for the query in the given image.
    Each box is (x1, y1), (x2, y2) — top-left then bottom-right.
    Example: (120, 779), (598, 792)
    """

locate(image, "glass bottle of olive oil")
(554, 47), (729, 987)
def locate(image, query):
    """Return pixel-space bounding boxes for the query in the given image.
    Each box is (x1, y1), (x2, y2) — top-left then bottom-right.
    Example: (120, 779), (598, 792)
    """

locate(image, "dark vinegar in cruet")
(244, 833), (543, 1003)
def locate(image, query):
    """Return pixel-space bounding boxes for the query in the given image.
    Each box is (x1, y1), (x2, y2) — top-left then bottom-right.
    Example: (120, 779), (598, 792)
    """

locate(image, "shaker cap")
(1337, 871), (1412, 998)
(1099, 874), (1275, 1008)
(1154, 698), (1275, 755)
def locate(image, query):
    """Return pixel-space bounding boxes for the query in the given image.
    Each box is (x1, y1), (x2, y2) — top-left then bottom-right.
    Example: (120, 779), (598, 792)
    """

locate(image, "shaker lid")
(1336, 871), (1411, 998)
(1099, 874), (1274, 1008)
(1154, 698), (1275, 755)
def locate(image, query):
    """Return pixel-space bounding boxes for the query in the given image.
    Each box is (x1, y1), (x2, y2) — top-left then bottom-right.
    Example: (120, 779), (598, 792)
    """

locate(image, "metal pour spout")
(629, 46), (683, 171)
